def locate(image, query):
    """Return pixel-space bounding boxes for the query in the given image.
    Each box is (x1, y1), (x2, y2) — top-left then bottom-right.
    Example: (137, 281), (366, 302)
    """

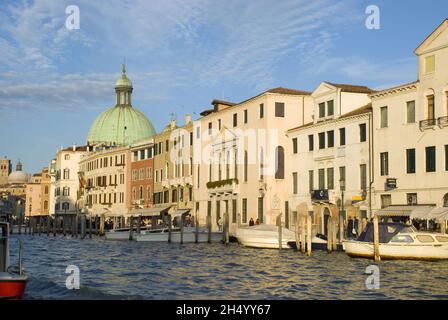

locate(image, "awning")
(170, 209), (191, 218)
(375, 205), (442, 219)
(412, 207), (448, 220)
(130, 206), (171, 217)
(375, 205), (434, 219)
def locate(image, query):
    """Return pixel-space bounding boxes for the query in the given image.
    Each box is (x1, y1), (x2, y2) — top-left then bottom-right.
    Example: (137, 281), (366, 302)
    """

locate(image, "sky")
(0, 0), (447, 174)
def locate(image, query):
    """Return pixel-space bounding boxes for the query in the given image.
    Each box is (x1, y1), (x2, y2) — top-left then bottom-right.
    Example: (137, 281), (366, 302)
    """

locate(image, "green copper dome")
(86, 65), (156, 146)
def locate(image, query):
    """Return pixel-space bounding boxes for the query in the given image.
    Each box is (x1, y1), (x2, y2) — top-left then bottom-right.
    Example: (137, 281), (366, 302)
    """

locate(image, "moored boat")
(105, 226), (152, 240)
(0, 222), (28, 300)
(134, 227), (223, 243)
(235, 224), (295, 249)
(344, 221), (448, 260)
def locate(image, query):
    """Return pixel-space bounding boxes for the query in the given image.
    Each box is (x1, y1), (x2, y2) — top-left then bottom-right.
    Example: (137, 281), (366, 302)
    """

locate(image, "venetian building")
(79, 65), (156, 220)
(371, 19), (448, 213)
(0, 161), (30, 196)
(194, 88), (313, 233)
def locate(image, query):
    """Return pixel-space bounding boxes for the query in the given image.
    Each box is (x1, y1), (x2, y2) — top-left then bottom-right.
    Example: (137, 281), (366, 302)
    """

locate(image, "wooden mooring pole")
(81, 215), (86, 239)
(195, 215), (199, 243)
(373, 215), (381, 262)
(277, 214), (282, 250)
(300, 216), (306, 254)
(207, 215), (211, 244)
(180, 215), (184, 245)
(327, 219), (332, 253)
(168, 215), (172, 243)
(129, 215), (134, 241)
(306, 214), (312, 256)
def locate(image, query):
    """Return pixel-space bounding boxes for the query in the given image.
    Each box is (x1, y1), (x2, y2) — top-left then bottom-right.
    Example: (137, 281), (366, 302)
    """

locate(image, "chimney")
(185, 114), (191, 125)
(72, 143), (77, 152)
(170, 118), (176, 129)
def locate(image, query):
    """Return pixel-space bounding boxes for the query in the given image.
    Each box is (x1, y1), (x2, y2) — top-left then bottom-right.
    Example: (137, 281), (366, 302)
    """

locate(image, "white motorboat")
(344, 222), (448, 260)
(104, 226), (152, 240)
(134, 227), (223, 243)
(235, 224), (296, 249)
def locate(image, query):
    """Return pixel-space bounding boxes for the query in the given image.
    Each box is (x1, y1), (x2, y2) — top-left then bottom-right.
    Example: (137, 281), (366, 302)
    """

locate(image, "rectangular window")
(425, 55), (435, 74)
(407, 193), (418, 205)
(208, 122), (212, 135)
(339, 166), (346, 191)
(218, 119), (221, 131)
(308, 170), (314, 192)
(360, 164), (367, 190)
(232, 199), (237, 223)
(318, 132), (325, 149)
(426, 146), (436, 172)
(233, 113), (238, 127)
(292, 138), (298, 154)
(380, 152), (389, 176)
(327, 168), (334, 190)
(318, 168), (325, 190)
(190, 132), (193, 146)
(427, 95), (435, 120)
(260, 104), (264, 119)
(381, 194), (392, 209)
(308, 135), (314, 151)
(339, 128), (346, 146)
(327, 100), (334, 116)
(242, 199), (247, 223)
(165, 140), (169, 152)
(445, 145), (448, 171)
(275, 102), (285, 117)
(407, 101), (416, 124)
(292, 172), (298, 194)
(319, 102), (325, 118)
(207, 201), (212, 217)
(327, 131), (334, 148)
(359, 123), (367, 142)
(406, 149), (416, 174)
(380, 106), (388, 128)
(244, 109), (248, 124)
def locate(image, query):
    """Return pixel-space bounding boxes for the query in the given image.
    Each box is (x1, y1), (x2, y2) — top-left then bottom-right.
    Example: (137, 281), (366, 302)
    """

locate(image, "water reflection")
(7, 235), (448, 300)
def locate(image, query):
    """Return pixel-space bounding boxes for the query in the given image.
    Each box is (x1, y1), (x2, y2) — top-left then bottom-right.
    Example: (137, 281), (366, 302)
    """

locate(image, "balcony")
(311, 189), (329, 202)
(419, 118), (437, 131)
(438, 116), (448, 128)
(207, 179), (239, 196)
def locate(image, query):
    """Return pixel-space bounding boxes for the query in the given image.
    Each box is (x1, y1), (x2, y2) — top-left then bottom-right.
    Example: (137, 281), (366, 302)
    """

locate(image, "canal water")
(8, 234), (448, 300)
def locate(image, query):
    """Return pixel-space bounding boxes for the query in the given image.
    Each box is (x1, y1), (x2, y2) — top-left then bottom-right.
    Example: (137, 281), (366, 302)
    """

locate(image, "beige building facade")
(193, 88), (313, 232)
(287, 82), (374, 236)
(371, 20), (448, 212)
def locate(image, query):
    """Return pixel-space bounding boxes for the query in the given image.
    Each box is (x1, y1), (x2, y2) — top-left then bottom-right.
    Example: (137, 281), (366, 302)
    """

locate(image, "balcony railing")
(419, 118), (437, 130)
(438, 116), (448, 127)
(311, 189), (329, 202)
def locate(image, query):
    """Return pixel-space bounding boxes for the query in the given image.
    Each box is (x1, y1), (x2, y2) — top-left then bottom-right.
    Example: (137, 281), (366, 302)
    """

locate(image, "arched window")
(64, 154), (70, 160)
(132, 187), (136, 201)
(44, 200), (48, 210)
(444, 193), (448, 207)
(275, 146), (285, 179)
(147, 186), (151, 201)
(139, 186), (143, 200)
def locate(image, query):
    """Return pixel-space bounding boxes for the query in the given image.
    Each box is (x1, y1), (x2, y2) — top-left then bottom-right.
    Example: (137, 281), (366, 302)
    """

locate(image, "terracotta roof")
(266, 87), (311, 96)
(200, 109), (214, 117)
(287, 122), (314, 132)
(211, 99), (236, 106)
(339, 103), (372, 119)
(325, 82), (376, 94)
(287, 104), (372, 133)
(201, 87), (310, 117)
(62, 145), (88, 152)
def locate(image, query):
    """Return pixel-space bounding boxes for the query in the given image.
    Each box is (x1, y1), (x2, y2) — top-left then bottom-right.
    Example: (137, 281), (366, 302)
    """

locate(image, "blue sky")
(0, 0), (447, 173)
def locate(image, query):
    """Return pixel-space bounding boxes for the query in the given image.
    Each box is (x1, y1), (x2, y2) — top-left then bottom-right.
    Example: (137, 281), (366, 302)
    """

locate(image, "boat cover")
(357, 222), (413, 244)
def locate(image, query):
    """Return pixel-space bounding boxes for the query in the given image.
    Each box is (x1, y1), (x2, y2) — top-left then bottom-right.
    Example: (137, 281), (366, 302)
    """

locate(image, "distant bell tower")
(115, 64), (133, 107)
